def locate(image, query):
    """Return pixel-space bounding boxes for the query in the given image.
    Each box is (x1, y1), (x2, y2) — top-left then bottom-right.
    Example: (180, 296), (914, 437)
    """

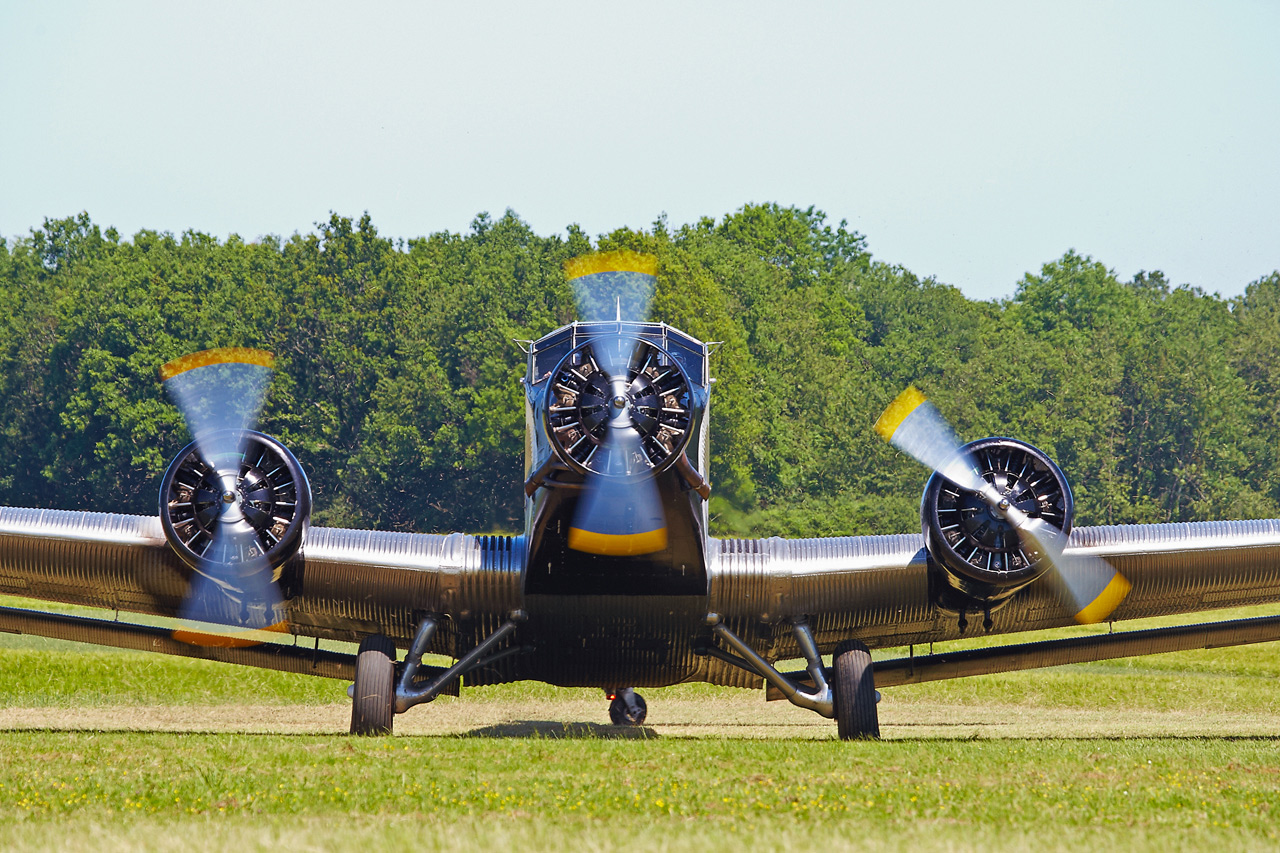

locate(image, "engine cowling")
(159, 430), (312, 570)
(921, 437), (1073, 615)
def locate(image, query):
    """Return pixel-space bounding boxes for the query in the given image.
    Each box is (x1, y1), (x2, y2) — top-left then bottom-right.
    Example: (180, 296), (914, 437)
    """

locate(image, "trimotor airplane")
(3, 249), (1280, 739)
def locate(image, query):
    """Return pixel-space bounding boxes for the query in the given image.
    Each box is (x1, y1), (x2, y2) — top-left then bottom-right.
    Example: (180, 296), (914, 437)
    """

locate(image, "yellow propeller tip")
(171, 620), (289, 648)
(563, 249), (658, 281)
(874, 386), (927, 442)
(567, 526), (668, 556)
(1074, 573), (1133, 624)
(160, 347), (275, 381)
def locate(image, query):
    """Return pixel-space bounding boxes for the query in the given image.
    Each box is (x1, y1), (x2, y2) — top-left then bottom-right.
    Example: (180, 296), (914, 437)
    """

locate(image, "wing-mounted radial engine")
(159, 429), (311, 577)
(158, 348), (312, 632)
(877, 387), (1131, 629)
(920, 436), (1073, 618)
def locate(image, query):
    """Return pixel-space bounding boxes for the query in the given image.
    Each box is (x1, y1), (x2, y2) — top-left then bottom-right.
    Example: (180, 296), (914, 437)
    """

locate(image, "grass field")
(2, 604), (1279, 851)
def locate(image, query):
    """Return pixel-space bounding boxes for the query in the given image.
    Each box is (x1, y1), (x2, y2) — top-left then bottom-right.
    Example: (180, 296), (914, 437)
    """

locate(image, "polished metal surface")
(707, 519), (1280, 665)
(0, 507), (187, 613)
(707, 534), (937, 660)
(0, 507), (526, 658)
(708, 615), (834, 716)
(288, 528), (525, 653)
(1004, 519), (1280, 632)
(5, 503), (1280, 694)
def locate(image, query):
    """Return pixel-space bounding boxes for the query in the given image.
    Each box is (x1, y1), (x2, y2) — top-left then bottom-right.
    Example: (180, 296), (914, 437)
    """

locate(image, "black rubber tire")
(608, 691), (648, 726)
(833, 639), (879, 740)
(350, 634), (396, 736)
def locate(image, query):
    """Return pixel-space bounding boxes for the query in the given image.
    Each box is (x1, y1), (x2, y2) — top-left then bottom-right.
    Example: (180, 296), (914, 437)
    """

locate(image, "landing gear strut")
(697, 613), (882, 740)
(348, 611), (527, 736)
(608, 687), (647, 725)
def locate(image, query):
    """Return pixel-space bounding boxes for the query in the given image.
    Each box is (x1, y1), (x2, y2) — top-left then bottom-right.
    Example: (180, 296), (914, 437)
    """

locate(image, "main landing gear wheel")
(833, 640), (879, 740)
(608, 688), (648, 726)
(350, 634), (396, 736)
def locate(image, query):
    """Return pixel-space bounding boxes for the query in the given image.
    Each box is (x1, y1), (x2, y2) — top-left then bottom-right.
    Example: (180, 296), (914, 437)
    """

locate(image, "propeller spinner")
(875, 386), (1131, 624)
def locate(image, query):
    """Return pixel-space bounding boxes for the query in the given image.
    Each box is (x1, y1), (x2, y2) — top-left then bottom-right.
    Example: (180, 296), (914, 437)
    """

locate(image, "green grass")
(1, 734), (1277, 851)
(2, 601), (1280, 850)
(0, 636), (344, 708)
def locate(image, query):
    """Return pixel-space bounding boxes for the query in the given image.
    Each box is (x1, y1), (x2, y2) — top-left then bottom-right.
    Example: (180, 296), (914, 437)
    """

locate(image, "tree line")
(1, 206), (1278, 537)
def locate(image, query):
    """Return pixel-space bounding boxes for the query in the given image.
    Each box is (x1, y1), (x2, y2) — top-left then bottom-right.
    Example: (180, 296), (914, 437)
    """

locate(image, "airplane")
(2, 248), (1280, 739)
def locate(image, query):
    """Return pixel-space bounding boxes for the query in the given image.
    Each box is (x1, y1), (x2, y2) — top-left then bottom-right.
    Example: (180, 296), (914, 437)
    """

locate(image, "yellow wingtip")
(875, 386), (927, 442)
(1074, 573), (1133, 624)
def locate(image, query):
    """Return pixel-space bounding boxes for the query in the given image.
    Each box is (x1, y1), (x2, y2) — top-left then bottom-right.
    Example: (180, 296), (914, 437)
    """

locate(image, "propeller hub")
(607, 379), (634, 428)
(215, 473), (246, 523)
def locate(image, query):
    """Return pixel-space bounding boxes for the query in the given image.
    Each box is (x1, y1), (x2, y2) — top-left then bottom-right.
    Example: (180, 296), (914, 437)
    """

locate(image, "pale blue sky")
(2, 1), (1277, 301)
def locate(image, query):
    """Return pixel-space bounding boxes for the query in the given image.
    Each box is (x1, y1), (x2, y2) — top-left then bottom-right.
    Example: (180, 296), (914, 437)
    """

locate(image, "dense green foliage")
(2, 207), (1278, 535)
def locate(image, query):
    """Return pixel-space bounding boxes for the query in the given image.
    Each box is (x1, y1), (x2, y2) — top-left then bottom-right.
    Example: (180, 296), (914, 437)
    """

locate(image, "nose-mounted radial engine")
(546, 333), (694, 554)
(157, 349), (312, 633)
(521, 251), (713, 596)
(547, 335), (693, 478)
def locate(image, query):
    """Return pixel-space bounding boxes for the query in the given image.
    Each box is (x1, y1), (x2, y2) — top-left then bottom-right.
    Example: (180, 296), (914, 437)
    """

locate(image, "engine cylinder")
(921, 437), (1073, 611)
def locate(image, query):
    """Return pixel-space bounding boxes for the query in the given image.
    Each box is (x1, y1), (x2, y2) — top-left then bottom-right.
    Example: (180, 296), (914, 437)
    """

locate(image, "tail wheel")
(608, 689), (648, 726)
(350, 634), (396, 736)
(833, 640), (879, 740)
